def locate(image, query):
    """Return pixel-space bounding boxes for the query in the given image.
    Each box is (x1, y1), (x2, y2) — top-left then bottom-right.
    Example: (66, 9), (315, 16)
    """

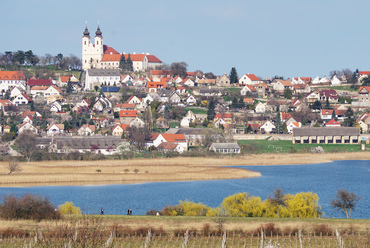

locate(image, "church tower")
(82, 23), (104, 71)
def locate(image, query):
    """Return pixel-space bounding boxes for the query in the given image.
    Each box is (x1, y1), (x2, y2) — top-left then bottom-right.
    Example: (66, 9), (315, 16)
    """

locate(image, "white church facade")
(82, 25), (162, 72)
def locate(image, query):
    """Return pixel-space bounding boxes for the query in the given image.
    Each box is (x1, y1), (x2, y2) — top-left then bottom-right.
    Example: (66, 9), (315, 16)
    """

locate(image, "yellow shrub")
(58, 201), (81, 215)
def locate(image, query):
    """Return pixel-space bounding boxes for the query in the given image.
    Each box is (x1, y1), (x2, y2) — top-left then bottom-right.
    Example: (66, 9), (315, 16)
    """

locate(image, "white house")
(180, 110), (196, 128)
(238, 74), (261, 85)
(259, 120), (275, 133)
(13, 93), (32, 106)
(255, 102), (266, 114)
(184, 94), (197, 106)
(240, 85), (257, 96)
(209, 143), (241, 154)
(50, 101), (63, 112)
(77, 124), (96, 136)
(47, 123), (64, 136)
(147, 133), (188, 150)
(10, 87), (25, 98)
(330, 75), (342, 85)
(286, 122), (301, 133)
(18, 122), (38, 134)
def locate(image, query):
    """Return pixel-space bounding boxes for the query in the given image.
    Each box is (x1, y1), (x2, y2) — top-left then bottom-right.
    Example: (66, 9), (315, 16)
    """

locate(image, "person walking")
(100, 208), (104, 215)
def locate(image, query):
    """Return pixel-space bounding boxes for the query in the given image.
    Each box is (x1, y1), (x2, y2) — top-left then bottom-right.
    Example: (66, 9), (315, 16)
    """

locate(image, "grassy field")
(237, 139), (364, 153)
(0, 215), (369, 247)
(184, 107), (207, 115)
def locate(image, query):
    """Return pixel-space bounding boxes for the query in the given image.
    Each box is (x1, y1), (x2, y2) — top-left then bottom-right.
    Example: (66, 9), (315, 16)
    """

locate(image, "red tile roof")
(293, 77), (311, 83)
(119, 110), (138, 117)
(0, 71), (25, 80)
(326, 119), (341, 126)
(59, 76), (70, 82)
(0, 100), (13, 107)
(214, 113), (233, 119)
(160, 133), (187, 143)
(151, 70), (174, 76)
(157, 142), (179, 150)
(281, 112), (291, 121)
(147, 55), (162, 63)
(27, 79), (52, 86)
(359, 71), (370, 76)
(358, 86), (370, 93)
(114, 103), (135, 109)
(245, 74), (260, 81)
(113, 124), (130, 131)
(103, 45), (119, 54)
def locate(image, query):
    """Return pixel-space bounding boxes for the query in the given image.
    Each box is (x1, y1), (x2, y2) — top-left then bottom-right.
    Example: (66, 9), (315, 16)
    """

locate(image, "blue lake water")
(0, 160), (369, 219)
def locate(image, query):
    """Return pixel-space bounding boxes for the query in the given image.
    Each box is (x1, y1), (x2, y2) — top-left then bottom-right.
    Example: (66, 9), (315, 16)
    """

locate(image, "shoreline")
(0, 152), (369, 187)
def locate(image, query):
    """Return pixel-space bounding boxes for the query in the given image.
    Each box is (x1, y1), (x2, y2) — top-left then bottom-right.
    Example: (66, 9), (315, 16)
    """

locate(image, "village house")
(319, 89), (338, 103)
(146, 133), (188, 150)
(240, 85), (257, 96)
(47, 123), (65, 136)
(325, 119), (341, 127)
(156, 116), (169, 129)
(112, 123), (130, 136)
(358, 86), (370, 102)
(255, 102), (266, 114)
(180, 110), (197, 128)
(157, 142), (186, 153)
(273, 80), (293, 93)
(84, 69), (121, 91)
(259, 120), (275, 133)
(119, 110), (138, 123)
(13, 93), (32, 106)
(77, 124), (96, 136)
(255, 82), (270, 97)
(18, 122), (39, 134)
(238, 74), (261, 85)
(216, 74), (231, 87)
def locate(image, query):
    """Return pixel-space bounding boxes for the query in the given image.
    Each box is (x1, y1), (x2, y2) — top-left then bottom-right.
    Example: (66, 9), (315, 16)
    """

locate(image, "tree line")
(155, 188), (361, 219)
(0, 50), (81, 70)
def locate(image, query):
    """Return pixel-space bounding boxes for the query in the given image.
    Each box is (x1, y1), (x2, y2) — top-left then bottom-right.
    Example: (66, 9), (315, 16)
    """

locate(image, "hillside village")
(1, 25), (370, 159)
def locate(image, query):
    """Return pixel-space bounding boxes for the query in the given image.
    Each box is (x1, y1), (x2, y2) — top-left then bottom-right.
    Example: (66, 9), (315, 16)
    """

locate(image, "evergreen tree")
(246, 124), (252, 134)
(126, 54), (133, 71)
(66, 79), (73, 94)
(325, 98), (330, 109)
(119, 54), (126, 70)
(229, 67), (239, 84)
(311, 100), (322, 110)
(275, 112), (283, 134)
(207, 97), (216, 121)
(331, 109), (337, 121)
(343, 107), (355, 127)
(283, 88), (292, 99)
(231, 96), (238, 109)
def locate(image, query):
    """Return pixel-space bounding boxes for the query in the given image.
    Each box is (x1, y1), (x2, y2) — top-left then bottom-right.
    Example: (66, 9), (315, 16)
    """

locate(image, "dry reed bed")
(0, 152), (369, 187)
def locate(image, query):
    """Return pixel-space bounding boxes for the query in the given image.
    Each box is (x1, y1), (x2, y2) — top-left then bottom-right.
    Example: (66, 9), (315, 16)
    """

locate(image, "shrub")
(0, 194), (60, 221)
(313, 224), (333, 236)
(146, 209), (159, 215)
(58, 201), (81, 214)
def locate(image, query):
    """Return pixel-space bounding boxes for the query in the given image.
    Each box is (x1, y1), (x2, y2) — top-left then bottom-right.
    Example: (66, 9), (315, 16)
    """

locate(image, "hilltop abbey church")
(82, 24), (162, 71)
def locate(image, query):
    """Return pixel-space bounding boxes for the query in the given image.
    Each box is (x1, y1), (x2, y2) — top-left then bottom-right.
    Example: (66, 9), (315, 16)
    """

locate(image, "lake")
(0, 160), (368, 219)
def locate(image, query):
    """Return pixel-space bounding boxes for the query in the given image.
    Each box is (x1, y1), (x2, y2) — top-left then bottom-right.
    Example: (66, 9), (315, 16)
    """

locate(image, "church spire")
(95, 24), (102, 37)
(83, 22), (90, 37)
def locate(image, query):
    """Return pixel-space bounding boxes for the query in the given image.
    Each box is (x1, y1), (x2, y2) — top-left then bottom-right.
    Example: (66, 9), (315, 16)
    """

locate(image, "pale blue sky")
(2, 0), (369, 78)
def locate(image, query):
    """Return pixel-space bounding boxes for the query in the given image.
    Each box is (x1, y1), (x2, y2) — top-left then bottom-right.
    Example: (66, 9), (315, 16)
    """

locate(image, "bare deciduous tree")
(268, 187), (287, 218)
(331, 189), (361, 219)
(7, 159), (21, 174)
(15, 131), (39, 162)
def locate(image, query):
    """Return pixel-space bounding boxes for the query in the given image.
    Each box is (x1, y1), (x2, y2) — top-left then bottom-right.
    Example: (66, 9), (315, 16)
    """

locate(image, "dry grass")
(0, 152), (369, 187)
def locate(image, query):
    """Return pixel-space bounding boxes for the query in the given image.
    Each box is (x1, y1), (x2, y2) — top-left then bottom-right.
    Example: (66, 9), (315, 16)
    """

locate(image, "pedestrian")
(100, 208), (104, 215)
(130, 209), (132, 215)
(127, 209), (130, 215)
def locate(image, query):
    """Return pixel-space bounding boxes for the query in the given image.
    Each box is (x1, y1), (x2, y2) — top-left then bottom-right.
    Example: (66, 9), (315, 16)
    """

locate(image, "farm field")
(0, 215), (369, 247)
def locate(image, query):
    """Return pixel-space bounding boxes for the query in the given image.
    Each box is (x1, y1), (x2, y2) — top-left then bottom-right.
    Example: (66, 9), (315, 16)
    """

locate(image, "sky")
(2, 0), (370, 79)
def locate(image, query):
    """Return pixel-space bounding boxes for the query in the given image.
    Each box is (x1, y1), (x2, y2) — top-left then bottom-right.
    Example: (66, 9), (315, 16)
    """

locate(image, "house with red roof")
(13, 93), (32, 105)
(125, 96), (143, 109)
(321, 109), (346, 122)
(238, 74), (261, 85)
(0, 71), (26, 92)
(287, 122), (301, 133)
(292, 77), (311, 84)
(325, 119), (341, 127)
(77, 124), (96, 136)
(319, 89), (338, 102)
(240, 85), (257, 96)
(157, 142), (185, 154)
(112, 124), (130, 136)
(358, 86), (370, 102)
(146, 133), (188, 150)
(0, 99), (14, 112)
(27, 79), (52, 87)
(213, 113), (234, 126)
(119, 110), (138, 123)
(292, 83), (310, 94)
